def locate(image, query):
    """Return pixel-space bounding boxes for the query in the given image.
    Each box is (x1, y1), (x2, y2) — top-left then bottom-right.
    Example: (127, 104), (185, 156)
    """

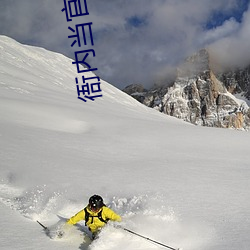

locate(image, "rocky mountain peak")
(177, 49), (210, 78)
(123, 49), (250, 130)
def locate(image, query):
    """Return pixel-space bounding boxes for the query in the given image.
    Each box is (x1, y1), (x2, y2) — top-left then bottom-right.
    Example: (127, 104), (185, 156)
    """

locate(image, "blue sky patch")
(206, 0), (249, 29)
(126, 15), (148, 28)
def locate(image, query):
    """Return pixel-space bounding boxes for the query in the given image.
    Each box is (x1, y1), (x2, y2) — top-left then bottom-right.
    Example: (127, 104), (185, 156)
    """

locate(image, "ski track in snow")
(0, 180), (212, 250)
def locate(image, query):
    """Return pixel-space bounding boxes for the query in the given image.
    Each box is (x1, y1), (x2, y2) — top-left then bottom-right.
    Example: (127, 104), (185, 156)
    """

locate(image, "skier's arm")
(67, 209), (85, 225)
(104, 207), (122, 222)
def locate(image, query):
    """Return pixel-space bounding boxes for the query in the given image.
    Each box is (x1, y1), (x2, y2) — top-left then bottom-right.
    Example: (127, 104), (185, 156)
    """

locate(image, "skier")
(66, 194), (122, 239)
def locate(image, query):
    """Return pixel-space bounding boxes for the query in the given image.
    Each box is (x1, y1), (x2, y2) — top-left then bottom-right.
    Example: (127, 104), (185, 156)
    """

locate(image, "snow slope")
(0, 35), (250, 250)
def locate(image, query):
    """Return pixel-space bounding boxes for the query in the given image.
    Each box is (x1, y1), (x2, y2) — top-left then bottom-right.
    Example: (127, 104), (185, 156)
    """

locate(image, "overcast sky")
(0, 0), (249, 89)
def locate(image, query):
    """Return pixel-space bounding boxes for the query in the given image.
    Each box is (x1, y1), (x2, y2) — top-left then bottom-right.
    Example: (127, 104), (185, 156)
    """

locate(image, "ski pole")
(37, 220), (48, 231)
(122, 227), (180, 250)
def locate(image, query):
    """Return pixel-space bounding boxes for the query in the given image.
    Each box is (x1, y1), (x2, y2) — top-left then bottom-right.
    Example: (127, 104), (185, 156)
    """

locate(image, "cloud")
(0, 0), (70, 54)
(209, 3), (250, 69)
(200, 18), (240, 45)
(0, 0), (249, 89)
(86, 0), (249, 88)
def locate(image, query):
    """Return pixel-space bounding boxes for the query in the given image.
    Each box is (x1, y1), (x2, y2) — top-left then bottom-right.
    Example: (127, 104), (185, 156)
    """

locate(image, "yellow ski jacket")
(67, 206), (121, 233)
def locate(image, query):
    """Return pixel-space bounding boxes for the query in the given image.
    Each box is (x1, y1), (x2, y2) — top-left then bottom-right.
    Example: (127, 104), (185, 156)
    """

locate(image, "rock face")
(123, 84), (147, 103)
(218, 66), (250, 100)
(123, 49), (250, 130)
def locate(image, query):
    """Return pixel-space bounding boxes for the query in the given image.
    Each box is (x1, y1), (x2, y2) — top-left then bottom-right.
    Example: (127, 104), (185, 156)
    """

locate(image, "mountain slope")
(0, 36), (250, 250)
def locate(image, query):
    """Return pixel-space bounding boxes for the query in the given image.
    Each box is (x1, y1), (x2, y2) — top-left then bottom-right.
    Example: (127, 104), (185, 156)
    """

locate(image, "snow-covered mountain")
(1, 36), (250, 250)
(124, 49), (250, 130)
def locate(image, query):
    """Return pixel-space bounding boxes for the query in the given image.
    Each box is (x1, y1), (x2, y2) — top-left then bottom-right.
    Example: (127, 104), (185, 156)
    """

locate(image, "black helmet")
(89, 195), (104, 210)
